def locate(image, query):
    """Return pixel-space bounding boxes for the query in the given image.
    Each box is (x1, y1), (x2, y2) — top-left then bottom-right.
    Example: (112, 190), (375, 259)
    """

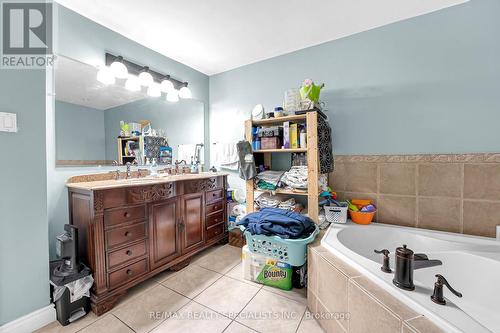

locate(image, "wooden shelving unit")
(253, 148), (307, 153)
(245, 111), (320, 223)
(117, 136), (144, 164)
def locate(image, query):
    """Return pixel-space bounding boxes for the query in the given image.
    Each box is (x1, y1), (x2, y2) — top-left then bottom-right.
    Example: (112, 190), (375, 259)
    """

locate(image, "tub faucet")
(393, 244), (442, 291)
(431, 274), (462, 305)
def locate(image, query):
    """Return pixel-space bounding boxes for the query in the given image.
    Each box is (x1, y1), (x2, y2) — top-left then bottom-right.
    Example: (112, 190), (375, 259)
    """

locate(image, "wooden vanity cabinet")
(68, 176), (227, 315)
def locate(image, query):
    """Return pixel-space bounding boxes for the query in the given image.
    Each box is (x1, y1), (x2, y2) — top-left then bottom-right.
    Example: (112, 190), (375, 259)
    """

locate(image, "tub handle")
(374, 249), (392, 273)
(431, 274), (463, 305)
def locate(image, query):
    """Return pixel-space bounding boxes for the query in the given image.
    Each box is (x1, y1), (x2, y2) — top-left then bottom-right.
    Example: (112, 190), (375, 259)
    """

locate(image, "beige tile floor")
(36, 245), (324, 333)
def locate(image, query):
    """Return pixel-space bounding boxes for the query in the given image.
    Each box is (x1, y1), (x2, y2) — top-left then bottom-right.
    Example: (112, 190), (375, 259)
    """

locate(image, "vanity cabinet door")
(181, 193), (205, 254)
(149, 197), (181, 269)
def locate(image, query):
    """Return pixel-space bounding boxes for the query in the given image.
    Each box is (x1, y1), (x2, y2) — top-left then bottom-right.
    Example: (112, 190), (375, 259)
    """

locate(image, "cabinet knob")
(214, 218), (219, 222)
(125, 231), (132, 237)
(124, 212), (131, 218)
(126, 250), (132, 256)
(214, 206), (218, 210)
(126, 269), (133, 276)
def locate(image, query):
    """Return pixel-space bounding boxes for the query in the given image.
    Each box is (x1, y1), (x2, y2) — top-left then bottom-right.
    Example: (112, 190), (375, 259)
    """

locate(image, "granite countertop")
(66, 172), (229, 191)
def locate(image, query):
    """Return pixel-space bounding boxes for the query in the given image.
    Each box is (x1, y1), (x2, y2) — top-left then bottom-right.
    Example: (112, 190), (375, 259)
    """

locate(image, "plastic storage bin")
(324, 203), (348, 224)
(241, 224), (319, 266)
(242, 245), (293, 290)
(261, 137), (282, 149)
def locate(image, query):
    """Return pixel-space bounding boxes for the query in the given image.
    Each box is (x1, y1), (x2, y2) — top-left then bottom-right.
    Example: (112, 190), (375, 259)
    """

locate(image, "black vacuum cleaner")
(53, 224), (82, 277)
(50, 224), (91, 325)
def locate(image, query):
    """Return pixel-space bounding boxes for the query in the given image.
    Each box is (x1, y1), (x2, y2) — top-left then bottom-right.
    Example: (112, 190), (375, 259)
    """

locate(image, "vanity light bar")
(104, 53), (188, 90)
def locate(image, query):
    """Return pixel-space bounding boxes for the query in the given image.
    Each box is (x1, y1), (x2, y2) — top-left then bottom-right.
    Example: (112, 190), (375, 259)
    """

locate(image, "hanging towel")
(213, 142), (239, 170)
(177, 144), (196, 162)
(237, 140), (257, 180)
(318, 117), (334, 173)
(237, 207), (315, 239)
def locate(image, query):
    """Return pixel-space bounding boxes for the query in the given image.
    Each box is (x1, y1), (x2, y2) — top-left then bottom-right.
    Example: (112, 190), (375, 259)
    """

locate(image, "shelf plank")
(254, 188), (309, 196)
(251, 114), (306, 125)
(253, 148), (307, 153)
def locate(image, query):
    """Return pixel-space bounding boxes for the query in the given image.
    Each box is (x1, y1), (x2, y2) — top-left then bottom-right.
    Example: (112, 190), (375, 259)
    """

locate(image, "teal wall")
(104, 99), (204, 162)
(209, 0), (500, 172)
(47, 4), (210, 261)
(0, 70), (50, 324)
(55, 100), (106, 161)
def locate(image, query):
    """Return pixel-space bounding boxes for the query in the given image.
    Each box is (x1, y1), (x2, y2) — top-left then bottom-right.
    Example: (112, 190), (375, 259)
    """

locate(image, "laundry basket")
(241, 225), (319, 266)
(324, 202), (348, 224)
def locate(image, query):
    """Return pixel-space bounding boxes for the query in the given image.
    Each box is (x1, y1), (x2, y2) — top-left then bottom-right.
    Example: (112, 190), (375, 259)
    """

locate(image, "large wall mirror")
(54, 55), (205, 166)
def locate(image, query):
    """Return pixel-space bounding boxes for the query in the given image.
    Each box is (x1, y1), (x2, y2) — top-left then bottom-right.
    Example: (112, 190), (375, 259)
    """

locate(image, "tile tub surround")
(307, 245), (445, 333)
(330, 153), (500, 238)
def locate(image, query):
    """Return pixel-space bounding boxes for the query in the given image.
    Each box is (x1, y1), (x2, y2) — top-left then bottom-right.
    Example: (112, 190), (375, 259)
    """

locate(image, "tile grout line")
(376, 163), (380, 222)
(231, 284), (265, 327)
(293, 307), (309, 333)
(112, 313), (137, 333)
(460, 163), (464, 233)
(159, 270), (225, 301)
(415, 163), (419, 228)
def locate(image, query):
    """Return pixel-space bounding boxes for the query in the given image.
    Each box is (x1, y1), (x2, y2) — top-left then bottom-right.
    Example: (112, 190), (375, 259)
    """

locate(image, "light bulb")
(138, 67), (154, 86)
(96, 67), (115, 85)
(147, 83), (161, 97)
(110, 57), (128, 79)
(179, 85), (192, 99)
(160, 78), (174, 93)
(166, 89), (179, 102)
(125, 75), (140, 92)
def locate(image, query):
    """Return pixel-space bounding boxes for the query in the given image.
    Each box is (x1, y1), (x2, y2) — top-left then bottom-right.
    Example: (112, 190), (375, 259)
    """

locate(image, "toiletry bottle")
(190, 156), (198, 173)
(300, 128), (307, 149)
(150, 158), (158, 177)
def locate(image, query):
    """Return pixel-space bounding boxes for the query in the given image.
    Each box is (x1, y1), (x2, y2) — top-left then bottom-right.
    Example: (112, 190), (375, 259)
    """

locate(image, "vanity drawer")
(206, 212), (224, 228)
(206, 201), (223, 215)
(206, 224), (225, 241)
(108, 258), (148, 290)
(106, 223), (147, 250)
(206, 189), (224, 204)
(104, 205), (146, 227)
(107, 241), (147, 270)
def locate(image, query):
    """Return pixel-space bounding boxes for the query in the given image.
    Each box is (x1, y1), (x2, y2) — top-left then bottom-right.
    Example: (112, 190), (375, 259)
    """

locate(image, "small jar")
(274, 107), (284, 118)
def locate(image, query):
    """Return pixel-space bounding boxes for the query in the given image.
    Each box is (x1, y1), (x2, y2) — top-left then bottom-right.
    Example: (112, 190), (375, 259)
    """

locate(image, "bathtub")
(321, 222), (500, 333)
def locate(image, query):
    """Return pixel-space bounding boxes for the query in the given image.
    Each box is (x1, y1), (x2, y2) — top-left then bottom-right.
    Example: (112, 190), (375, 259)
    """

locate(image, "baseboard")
(0, 304), (56, 333)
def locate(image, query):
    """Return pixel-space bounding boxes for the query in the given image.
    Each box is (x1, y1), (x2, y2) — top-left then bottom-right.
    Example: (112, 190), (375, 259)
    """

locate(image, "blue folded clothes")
(237, 207), (315, 239)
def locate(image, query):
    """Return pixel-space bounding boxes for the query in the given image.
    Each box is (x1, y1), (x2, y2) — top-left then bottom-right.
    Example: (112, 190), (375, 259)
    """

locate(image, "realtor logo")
(1, 1), (54, 68)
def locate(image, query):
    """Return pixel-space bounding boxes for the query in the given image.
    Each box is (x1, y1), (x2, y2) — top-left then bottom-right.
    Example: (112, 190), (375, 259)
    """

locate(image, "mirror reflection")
(54, 56), (204, 166)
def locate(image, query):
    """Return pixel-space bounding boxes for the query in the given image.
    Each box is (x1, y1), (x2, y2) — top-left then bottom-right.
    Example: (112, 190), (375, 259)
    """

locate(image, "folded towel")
(237, 207), (315, 239)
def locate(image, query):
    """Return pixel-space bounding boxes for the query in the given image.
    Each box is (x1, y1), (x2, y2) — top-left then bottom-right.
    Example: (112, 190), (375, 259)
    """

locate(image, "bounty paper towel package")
(242, 245), (292, 290)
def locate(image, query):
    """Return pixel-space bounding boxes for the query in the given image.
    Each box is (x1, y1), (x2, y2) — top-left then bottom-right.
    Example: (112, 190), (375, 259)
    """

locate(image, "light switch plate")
(0, 112), (17, 132)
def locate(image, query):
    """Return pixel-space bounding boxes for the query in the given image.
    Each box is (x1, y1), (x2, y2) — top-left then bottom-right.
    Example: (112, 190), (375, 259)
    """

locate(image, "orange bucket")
(349, 209), (376, 225)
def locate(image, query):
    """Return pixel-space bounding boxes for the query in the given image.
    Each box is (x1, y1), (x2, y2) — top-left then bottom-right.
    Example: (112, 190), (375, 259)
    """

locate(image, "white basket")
(324, 205), (348, 224)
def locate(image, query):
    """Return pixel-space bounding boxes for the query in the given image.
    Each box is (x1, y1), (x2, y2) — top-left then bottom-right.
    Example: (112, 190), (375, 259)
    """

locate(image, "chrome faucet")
(126, 162), (132, 179)
(392, 245), (442, 291)
(108, 161), (120, 180)
(175, 160), (186, 174)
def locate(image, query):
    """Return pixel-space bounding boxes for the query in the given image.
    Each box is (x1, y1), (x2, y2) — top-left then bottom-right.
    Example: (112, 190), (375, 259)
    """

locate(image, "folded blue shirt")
(237, 208), (315, 239)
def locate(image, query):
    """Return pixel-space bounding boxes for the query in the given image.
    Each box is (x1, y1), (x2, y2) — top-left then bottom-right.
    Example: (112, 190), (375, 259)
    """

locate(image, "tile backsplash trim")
(330, 153), (500, 238)
(335, 153), (500, 163)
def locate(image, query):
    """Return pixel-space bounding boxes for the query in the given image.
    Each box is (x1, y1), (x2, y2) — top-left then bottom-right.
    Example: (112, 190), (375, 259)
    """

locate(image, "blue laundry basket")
(240, 225), (319, 266)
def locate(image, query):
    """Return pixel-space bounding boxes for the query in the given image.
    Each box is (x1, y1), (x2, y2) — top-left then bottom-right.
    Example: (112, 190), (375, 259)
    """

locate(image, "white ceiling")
(55, 0), (467, 75)
(55, 56), (146, 110)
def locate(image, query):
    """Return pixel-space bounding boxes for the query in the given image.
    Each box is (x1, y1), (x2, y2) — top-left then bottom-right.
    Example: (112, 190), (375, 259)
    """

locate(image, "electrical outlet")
(0, 112), (17, 132)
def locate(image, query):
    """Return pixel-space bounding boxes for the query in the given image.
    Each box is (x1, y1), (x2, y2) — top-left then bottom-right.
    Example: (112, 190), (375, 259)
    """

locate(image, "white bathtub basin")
(321, 222), (500, 333)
